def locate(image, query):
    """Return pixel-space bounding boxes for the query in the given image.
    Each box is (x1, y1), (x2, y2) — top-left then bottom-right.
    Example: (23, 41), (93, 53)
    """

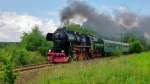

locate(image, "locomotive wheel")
(76, 55), (83, 61)
(76, 53), (87, 61)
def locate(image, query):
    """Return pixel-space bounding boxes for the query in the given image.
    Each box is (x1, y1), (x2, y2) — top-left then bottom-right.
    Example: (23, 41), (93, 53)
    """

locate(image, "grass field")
(20, 52), (150, 84)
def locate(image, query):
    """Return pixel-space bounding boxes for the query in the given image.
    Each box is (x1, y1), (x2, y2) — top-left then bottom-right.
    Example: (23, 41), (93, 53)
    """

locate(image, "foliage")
(112, 50), (122, 56)
(129, 41), (143, 53)
(0, 45), (29, 66)
(21, 26), (53, 56)
(122, 32), (137, 43)
(0, 26), (49, 67)
(0, 44), (46, 66)
(122, 32), (148, 51)
(1, 55), (17, 84)
(27, 51), (46, 64)
(65, 24), (97, 35)
(0, 49), (8, 64)
(12, 48), (30, 66)
(0, 26), (50, 84)
(0, 45), (16, 64)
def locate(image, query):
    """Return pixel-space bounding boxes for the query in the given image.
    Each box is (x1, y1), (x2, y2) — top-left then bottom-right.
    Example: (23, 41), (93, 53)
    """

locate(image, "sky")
(0, 0), (150, 21)
(0, 0), (150, 42)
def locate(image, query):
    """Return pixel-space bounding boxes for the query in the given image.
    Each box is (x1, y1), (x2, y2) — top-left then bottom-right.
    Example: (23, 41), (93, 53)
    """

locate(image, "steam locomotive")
(46, 27), (130, 63)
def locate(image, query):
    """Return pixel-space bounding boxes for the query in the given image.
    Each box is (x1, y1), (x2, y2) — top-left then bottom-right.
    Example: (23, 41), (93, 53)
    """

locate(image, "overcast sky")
(0, 0), (150, 42)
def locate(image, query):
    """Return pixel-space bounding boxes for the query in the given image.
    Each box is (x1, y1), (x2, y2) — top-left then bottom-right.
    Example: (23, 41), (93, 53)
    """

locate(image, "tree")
(129, 40), (143, 53)
(122, 32), (148, 52)
(21, 26), (53, 56)
(65, 24), (97, 35)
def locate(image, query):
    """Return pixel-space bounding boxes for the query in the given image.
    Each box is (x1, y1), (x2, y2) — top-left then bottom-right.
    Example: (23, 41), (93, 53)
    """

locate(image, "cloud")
(0, 12), (58, 42)
(48, 11), (59, 17)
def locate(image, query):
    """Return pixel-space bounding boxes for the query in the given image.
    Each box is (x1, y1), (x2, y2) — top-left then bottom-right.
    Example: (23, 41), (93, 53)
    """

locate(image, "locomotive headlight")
(49, 49), (51, 52)
(61, 50), (64, 53)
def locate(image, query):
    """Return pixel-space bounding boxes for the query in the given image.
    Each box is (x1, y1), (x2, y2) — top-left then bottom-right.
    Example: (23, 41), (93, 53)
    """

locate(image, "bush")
(0, 44), (46, 67)
(38, 41), (53, 56)
(122, 32), (148, 52)
(12, 48), (30, 66)
(112, 50), (122, 56)
(0, 49), (8, 63)
(2, 62), (17, 84)
(130, 41), (143, 53)
(1, 56), (17, 84)
(0, 45), (16, 64)
(28, 51), (46, 64)
(21, 26), (53, 56)
(0, 45), (30, 66)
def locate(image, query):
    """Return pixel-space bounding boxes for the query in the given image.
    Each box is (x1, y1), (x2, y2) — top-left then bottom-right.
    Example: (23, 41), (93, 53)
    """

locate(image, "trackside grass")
(23, 52), (150, 84)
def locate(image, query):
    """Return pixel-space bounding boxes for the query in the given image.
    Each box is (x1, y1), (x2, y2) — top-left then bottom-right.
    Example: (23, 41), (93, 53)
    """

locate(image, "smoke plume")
(61, 0), (96, 23)
(61, 0), (150, 41)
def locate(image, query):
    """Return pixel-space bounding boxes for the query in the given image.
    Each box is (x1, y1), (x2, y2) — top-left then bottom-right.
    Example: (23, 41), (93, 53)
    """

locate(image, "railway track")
(0, 63), (54, 73)
(14, 63), (54, 72)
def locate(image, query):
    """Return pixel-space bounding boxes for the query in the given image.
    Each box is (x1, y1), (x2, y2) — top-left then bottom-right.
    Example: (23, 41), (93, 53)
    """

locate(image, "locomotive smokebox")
(46, 33), (53, 41)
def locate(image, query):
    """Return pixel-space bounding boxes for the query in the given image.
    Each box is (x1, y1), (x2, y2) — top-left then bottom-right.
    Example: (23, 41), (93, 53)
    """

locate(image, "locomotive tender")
(46, 27), (130, 63)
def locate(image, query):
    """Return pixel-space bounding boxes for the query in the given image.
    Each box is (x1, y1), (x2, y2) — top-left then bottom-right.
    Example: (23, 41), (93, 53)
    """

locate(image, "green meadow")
(24, 51), (150, 84)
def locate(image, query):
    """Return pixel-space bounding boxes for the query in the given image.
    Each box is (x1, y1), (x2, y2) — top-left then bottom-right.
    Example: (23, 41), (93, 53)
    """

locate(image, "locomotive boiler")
(46, 27), (130, 63)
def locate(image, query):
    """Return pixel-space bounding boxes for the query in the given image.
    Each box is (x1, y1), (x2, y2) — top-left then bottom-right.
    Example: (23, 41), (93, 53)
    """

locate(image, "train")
(46, 27), (130, 63)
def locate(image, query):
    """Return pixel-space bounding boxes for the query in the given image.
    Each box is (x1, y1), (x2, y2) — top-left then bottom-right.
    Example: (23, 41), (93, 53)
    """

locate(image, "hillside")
(16, 52), (150, 84)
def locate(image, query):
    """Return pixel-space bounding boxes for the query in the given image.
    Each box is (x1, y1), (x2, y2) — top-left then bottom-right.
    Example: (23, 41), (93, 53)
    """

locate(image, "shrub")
(12, 48), (30, 66)
(0, 45), (15, 64)
(1, 55), (17, 84)
(38, 41), (53, 56)
(0, 49), (8, 63)
(112, 50), (122, 56)
(130, 41), (143, 53)
(0, 44), (47, 67)
(2, 62), (17, 84)
(21, 26), (53, 56)
(28, 51), (46, 64)
(0, 45), (30, 66)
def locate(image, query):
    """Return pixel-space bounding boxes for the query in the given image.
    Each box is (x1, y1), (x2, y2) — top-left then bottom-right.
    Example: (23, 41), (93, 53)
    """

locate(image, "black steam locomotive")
(46, 27), (130, 63)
